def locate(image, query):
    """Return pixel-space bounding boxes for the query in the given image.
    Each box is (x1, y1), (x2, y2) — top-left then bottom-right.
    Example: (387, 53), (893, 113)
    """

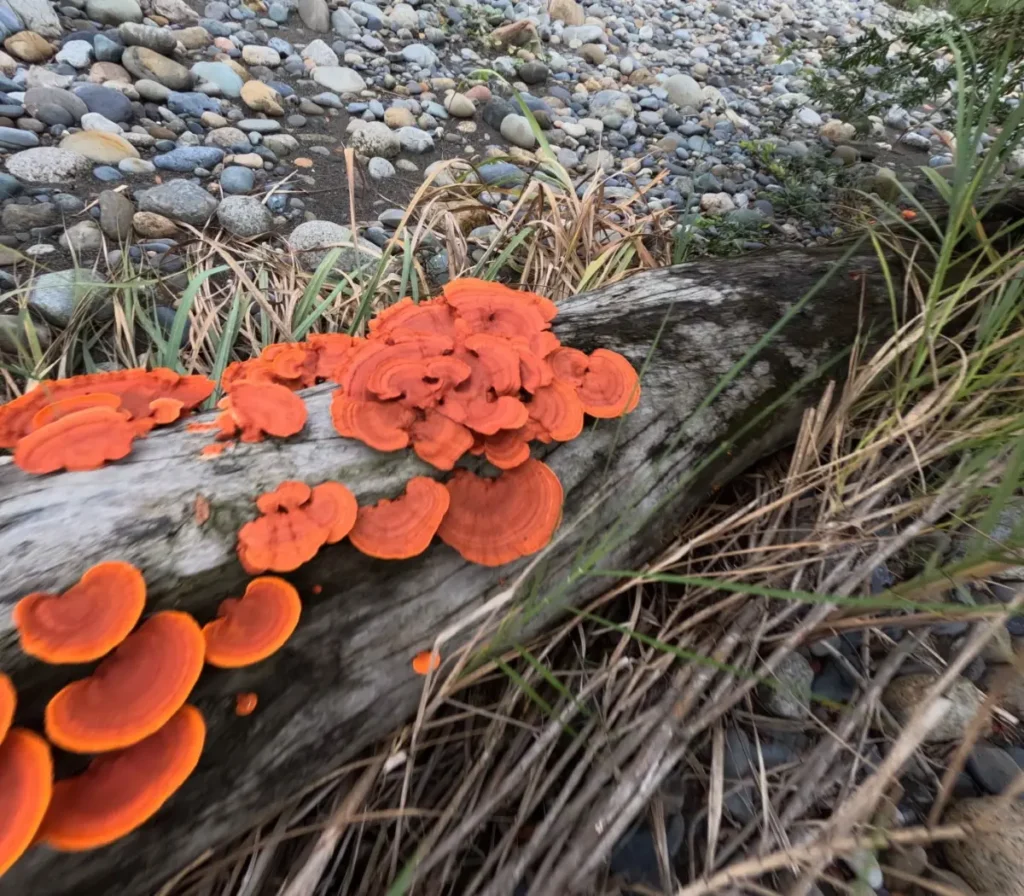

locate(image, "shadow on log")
(0, 247), (893, 896)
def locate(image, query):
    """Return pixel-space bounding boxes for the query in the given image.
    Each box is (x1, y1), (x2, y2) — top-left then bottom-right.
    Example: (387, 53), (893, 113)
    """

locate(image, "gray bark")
(0, 248), (891, 896)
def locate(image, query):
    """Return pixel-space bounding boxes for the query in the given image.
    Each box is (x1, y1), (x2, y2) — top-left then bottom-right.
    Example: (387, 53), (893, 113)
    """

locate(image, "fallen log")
(0, 247), (892, 896)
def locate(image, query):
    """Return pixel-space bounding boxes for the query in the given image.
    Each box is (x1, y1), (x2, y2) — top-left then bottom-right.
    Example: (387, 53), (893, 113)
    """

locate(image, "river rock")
(25, 87), (88, 124)
(445, 92), (474, 118)
(289, 219), (382, 272)
(118, 22), (176, 54)
(81, 112), (123, 133)
(944, 797), (1024, 895)
(500, 113), (535, 149)
(152, 146), (224, 171)
(0, 127), (38, 149)
(298, 0), (330, 32)
(7, 0), (62, 37)
(56, 39), (93, 68)
(548, 0), (584, 26)
(311, 65), (365, 94)
(60, 130), (139, 163)
(350, 121), (400, 158)
(132, 210), (178, 237)
(665, 73), (703, 109)
(28, 269), (108, 327)
(137, 179), (218, 225)
(148, 0), (197, 23)
(98, 189), (134, 240)
(757, 651), (813, 718)
(3, 30), (53, 62)
(396, 125), (433, 153)
(219, 165), (254, 194)
(5, 146), (90, 182)
(590, 89), (635, 120)
(300, 38), (337, 67)
(216, 195), (272, 237)
(882, 674), (987, 742)
(240, 80), (284, 116)
(73, 84), (133, 122)
(241, 46), (280, 67)
(85, 0), (142, 24)
(59, 220), (103, 254)
(122, 45), (191, 90)
(191, 61), (243, 97)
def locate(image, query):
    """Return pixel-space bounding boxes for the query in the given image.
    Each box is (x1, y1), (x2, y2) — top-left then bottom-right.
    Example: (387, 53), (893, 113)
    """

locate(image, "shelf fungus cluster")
(0, 279), (642, 876)
(0, 562), (302, 876)
(0, 368), (214, 474)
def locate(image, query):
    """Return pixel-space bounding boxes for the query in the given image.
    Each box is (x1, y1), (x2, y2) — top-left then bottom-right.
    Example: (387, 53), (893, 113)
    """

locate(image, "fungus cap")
(14, 561), (146, 664)
(0, 728), (53, 877)
(0, 672), (14, 743)
(349, 477), (450, 560)
(527, 379), (584, 442)
(224, 382), (308, 442)
(255, 481), (313, 515)
(0, 369), (213, 448)
(408, 411), (475, 471)
(38, 705), (205, 852)
(304, 481), (358, 544)
(330, 395), (415, 452)
(13, 407), (138, 474)
(437, 459), (563, 566)
(44, 611), (205, 754)
(575, 349), (641, 418)
(29, 392), (123, 430)
(482, 430), (532, 470)
(442, 279), (557, 337)
(202, 577), (301, 668)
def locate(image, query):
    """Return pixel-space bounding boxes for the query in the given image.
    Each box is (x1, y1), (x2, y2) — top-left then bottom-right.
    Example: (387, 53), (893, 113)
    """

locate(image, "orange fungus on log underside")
(330, 394), (415, 452)
(38, 705), (205, 852)
(575, 349), (641, 418)
(44, 611), (205, 754)
(349, 477), (450, 560)
(13, 407), (138, 475)
(437, 459), (563, 567)
(202, 577), (301, 668)
(14, 561), (146, 664)
(0, 673), (15, 743)
(0, 728), (53, 877)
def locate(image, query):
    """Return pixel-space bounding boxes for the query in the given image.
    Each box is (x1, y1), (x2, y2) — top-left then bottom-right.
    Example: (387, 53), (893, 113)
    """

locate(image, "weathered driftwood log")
(0, 248), (892, 896)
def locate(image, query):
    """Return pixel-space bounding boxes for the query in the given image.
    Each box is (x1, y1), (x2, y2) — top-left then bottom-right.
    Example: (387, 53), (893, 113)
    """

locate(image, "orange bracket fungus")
(0, 368), (214, 450)
(349, 477), (450, 560)
(0, 728), (53, 876)
(317, 278), (639, 479)
(214, 381), (308, 443)
(13, 406), (139, 475)
(237, 480), (356, 574)
(14, 562), (146, 664)
(38, 705), (205, 852)
(437, 458), (564, 567)
(202, 577), (301, 668)
(0, 673), (15, 743)
(45, 611), (204, 754)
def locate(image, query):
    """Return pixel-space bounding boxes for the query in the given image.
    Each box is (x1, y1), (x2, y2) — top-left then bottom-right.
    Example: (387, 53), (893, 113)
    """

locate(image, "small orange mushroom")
(14, 561), (146, 664)
(349, 477), (450, 560)
(13, 406), (138, 474)
(202, 577), (301, 668)
(411, 650), (441, 675)
(482, 429), (532, 470)
(0, 728), (53, 876)
(45, 611), (205, 754)
(437, 459), (563, 566)
(147, 397), (185, 425)
(38, 705), (205, 852)
(0, 672), (15, 743)
(235, 692), (258, 716)
(574, 349), (641, 418)
(237, 510), (326, 574)
(442, 279), (557, 338)
(219, 382), (308, 442)
(307, 332), (364, 381)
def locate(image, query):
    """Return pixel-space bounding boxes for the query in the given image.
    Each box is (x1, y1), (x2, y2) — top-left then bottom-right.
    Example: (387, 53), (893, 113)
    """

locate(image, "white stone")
(81, 112), (124, 134)
(665, 73), (702, 109)
(300, 39), (338, 68)
(311, 65), (366, 94)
